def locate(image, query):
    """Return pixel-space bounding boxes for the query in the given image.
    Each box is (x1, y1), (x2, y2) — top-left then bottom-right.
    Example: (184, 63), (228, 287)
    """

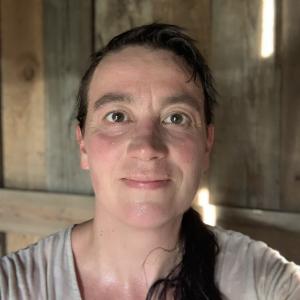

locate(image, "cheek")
(85, 133), (127, 193)
(179, 143), (199, 164)
(169, 134), (205, 165)
(85, 133), (125, 167)
(169, 135), (206, 188)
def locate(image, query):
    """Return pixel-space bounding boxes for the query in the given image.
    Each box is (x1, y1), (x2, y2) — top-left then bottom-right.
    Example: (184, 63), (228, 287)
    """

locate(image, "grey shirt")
(0, 225), (299, 300)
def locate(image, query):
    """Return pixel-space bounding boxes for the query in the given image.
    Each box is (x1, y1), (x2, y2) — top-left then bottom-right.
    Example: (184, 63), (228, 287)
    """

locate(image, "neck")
(73, 207), (183, 294)
(95, 210), (182, 284)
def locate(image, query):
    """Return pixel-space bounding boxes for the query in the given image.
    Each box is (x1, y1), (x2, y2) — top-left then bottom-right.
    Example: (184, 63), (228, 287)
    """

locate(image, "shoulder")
(211, 225), (273, 257)
(0, 225), (71, 269)
(210, 226), (300, 300)
(0, 226), (74, 299)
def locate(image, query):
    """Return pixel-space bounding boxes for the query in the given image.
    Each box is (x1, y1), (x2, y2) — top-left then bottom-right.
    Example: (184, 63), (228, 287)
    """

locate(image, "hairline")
(84, 44), (205, 122)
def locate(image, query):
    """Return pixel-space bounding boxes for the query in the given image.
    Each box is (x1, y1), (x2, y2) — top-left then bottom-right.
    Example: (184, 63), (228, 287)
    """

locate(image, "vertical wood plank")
(1, 0), (45, 252)
(280, 0), (300, 211)
(0, 0), (3, 187)
(95, 0), (153, 49)
(210, 0), (281, 209)
(0, 0), (4, 257)
(95, 0), (211, 57)
(152, 0), (212, 59)
(44, 0), (93, 194)
(1, 0), (46, 189)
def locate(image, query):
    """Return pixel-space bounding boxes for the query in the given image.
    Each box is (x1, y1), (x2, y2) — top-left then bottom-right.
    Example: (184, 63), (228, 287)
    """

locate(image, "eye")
(163, 113), (191, 126)
(104, 111), (128, 123)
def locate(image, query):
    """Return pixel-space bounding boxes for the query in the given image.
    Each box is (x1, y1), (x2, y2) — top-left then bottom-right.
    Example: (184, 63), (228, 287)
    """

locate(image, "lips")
(121, 177), (171, 189)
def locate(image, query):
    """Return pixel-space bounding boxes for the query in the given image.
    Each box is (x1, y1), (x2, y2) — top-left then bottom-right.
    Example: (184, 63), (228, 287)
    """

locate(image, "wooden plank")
(0, 188), (93, 254)
(152, 0), (211, 59)
(95, 0), (211, 57)
(44, 0), (93, 194)
(280, 0), (300, 210)
(0, 0), (6, 257)
(1, 0), (46, 189)
(95, 0), (153, 49)
(213, 205), (300, 234)
(0, 0), (3, 187)
(0, 233), (5, 257)
(6, 232), (40, 254)
(1, 187), (299, 234)
(210, 1), (281, 209)
(1, 0), (46, 253)
(0, 189), (94, 236)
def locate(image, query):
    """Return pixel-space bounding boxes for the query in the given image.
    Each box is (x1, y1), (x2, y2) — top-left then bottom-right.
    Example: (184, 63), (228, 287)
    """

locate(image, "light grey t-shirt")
(0, 225), (299, 299)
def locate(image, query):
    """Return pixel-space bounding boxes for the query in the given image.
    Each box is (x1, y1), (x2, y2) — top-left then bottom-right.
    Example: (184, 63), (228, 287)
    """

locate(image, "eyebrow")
(93, 93), (133, 111)
(93, 92), (203, 114)
(164, 94), (203, 114)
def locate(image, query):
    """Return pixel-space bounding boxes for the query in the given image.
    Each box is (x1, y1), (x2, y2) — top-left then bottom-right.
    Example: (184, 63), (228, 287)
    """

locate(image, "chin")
(119, 201), (183, 230)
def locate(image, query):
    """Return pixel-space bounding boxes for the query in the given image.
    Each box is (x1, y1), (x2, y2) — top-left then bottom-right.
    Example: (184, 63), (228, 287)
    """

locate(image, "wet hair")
(146, 208), (222, 300)
(76, 23), (217, 131)
(75, 23), (222, 300)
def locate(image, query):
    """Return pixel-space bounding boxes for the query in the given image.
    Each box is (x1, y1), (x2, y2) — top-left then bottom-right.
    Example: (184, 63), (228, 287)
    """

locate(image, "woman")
(0, 23), (299, 300)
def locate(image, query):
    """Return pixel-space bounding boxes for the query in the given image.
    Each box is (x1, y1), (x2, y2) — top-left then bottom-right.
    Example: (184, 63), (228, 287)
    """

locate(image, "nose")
(127, 123), (168, 161)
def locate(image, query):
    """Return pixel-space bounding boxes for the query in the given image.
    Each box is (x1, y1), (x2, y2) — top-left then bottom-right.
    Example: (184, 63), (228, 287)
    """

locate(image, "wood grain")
(0, 189), (93, 236)
(44, 0), (93, 194)
(280, 0), (300, 210)
(1, 0), (46, 189)
(210, 0), (281, 209)
(1, 0), (46, 253)
(95, 0), (153, 48)
(152, 0), (211, 59)
(95, 0), (211, 58)
(6, 233), (41, 254)
(0, 0), (3, 187)
(0, 1), (3, 255)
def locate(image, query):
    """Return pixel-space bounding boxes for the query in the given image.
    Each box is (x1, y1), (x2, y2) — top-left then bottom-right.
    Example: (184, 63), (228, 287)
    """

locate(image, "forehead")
(88, 46), (204, 108)
(96, 46), (189, 74)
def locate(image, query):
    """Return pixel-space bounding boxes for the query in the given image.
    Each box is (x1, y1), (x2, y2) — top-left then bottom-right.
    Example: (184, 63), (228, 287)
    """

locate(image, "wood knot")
(22, 66), (35, 81)
(18, 53), (39, 82)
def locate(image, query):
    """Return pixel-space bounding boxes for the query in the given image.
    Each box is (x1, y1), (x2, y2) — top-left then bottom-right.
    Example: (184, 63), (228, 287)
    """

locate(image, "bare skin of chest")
(78, 276), (148, 300)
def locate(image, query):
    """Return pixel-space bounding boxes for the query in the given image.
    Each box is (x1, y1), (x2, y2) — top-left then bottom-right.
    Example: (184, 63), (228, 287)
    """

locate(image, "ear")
(205, 124), (214, 153)
(76, 126), (89, 170)
(203, 124), (214, 171)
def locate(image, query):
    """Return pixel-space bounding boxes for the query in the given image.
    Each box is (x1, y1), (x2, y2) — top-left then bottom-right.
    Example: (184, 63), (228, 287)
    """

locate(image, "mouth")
(121, 178), (171, 189)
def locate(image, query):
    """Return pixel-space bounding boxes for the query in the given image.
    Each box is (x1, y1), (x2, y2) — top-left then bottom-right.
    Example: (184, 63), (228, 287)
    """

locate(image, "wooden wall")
(44, 0), (93, 194)
(1, 0), (46, 253)
(280, 0), (300, 211)
(0, 0), (299, 261)
(209, 0), (300, 213)
(210, 0), (280, 209)
(208, 0), (300, 263)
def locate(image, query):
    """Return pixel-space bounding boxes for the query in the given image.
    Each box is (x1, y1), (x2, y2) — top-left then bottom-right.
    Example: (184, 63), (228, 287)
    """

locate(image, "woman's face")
(77, 46), (214, 229)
